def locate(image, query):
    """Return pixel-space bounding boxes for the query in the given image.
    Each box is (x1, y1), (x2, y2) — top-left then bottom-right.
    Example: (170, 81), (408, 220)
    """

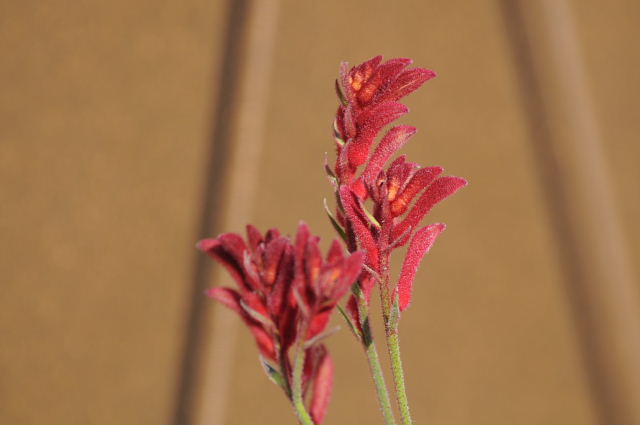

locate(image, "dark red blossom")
(329, 56), (467, 317)
(198, 222), (363, 423)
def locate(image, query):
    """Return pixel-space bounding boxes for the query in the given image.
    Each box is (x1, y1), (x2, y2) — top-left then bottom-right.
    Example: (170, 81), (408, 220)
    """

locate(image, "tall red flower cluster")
(329, 55), (467, 317)
(198, 222), (364, 424)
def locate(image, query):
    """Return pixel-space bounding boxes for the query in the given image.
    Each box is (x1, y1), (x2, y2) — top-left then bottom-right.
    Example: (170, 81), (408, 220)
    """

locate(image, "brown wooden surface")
(0, 1), (226, 424)
(575, 0), (640, 274)
(1, 0), (638, 424)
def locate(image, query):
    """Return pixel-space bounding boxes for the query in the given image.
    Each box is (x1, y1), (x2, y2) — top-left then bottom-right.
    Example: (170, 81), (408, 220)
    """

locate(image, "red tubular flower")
(329, 56), (467, 316)
(198, 222), (363, 424)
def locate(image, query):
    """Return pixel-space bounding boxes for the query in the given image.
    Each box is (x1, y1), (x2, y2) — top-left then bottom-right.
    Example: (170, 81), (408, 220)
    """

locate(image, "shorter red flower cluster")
(198, 222), (364, 424)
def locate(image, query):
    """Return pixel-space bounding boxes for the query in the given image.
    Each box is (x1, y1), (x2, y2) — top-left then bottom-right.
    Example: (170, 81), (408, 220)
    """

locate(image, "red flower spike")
(328, 56), (466, 322)
(334, 56), (436, 183)
(395, 223), (446, 311)
(393, 176), (468, 242)
(310, 347), (334, 425)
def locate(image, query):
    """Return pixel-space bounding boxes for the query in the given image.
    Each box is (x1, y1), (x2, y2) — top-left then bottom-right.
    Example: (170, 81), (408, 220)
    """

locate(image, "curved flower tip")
(195, 238), (218, 252)
(310, 347), (334, 424)
(392, 175), (468, 243)
(395, 223), (446, 312)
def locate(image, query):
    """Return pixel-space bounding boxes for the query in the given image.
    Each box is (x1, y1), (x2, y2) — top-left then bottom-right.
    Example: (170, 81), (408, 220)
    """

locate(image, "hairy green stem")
(279, 353), (292, 399)
(292, 336), (314, 425)
(379, 252), (412, 425)
(356, 294), (397, 425)
(387, 331), (412, 425)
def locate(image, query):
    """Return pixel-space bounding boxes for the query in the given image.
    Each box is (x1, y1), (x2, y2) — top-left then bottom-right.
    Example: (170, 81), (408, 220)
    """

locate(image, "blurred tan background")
(1, 0), (639, 424)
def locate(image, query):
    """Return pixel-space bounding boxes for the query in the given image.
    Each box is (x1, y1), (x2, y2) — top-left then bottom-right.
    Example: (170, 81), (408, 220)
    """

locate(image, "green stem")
(279, 353), (292, 399)
(356, 292), (397, 425)
(292, 335), (315, 425)
(386, 331), (412, 425)
(379, 252), (412, 425)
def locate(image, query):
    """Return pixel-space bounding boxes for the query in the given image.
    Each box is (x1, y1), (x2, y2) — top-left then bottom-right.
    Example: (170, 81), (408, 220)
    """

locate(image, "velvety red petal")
(206, 287), (243, 314)
(346, 295), (362, 334)
(330, 251), (365, 302)
(207, 287), (276, 361)
(279, 305), (299, 353)
(357, 58), (409, 106)
(382, 68), (436, 103)
(362, 125), (416, 186)
(307, 309), (332, 340)
(245, 224), (263, 251)
(343, 104), (357, 139)
(262, 236), (288, 286)
(384, 57), (413, 67)
(264, 228), (281, 243)
(249, 322), (277, 362)
(294, 222), (311, 281)
(242, 251), (261, 291)
(393, 176), (467, 243)
(326, 239), (345, 264)
(197, 236), (249, 292)
(241, 291), (269, 318)
(360, 274), (376, 302)
(390, 166), (444, 217)
(268, 244), (294, 316)
(396, 224), (446, 311)
(310, 348), (334, 425)
(348, 56), (383, 102)
(339, 186), (379, 269)
(305, 236), (323, 294)
(386, 159), (420, 203)
(347, 102), (408, 167)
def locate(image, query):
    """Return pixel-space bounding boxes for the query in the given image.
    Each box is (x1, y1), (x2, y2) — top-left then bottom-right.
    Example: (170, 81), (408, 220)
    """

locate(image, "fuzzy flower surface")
(198, 222), (364, 424)
(328, 55), (467, 322)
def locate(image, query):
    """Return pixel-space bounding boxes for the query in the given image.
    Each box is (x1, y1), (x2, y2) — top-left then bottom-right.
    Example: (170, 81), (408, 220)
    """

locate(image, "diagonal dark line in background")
(172, 1), (250, 423)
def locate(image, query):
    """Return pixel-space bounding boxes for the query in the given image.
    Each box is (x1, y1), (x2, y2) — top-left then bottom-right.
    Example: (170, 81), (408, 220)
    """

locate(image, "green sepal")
(337, 304), (361, 342)
(335, 79), (348, 107)
(324, 198), (348, 244)
(259, 355), (286, 389)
